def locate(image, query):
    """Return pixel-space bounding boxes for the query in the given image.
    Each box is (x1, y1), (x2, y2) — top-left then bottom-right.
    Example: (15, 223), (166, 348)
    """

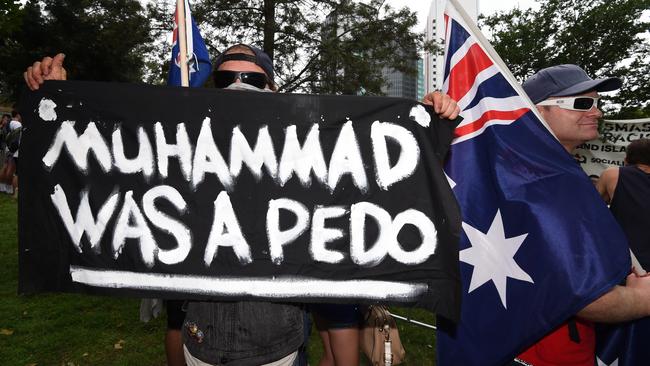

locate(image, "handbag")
(360, 305), (406, 366)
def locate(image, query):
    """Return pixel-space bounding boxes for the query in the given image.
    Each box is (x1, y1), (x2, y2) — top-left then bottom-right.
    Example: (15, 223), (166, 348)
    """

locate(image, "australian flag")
(168, 0), (211, 87)
(436, 1), (631, 365)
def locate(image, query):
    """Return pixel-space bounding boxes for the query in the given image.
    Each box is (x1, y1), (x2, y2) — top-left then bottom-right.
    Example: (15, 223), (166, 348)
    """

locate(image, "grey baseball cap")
(522, 64), (622, 104)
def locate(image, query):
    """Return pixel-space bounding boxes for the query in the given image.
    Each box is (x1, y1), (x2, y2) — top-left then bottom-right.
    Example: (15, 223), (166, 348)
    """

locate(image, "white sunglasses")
(537, 96), (601, 111)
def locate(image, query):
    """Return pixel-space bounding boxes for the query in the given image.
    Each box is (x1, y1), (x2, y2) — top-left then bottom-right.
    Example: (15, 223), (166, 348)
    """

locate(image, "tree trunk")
(263, 0), (275, 61)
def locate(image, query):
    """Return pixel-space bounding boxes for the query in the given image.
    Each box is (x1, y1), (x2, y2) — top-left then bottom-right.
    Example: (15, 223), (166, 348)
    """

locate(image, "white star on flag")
(460, 209), (533, 308)
(597, 357), (619, 366)
(445, 172), (456, 189)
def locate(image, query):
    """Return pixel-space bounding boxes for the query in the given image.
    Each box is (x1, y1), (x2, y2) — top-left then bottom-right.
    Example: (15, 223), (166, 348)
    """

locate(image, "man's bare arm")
(595, 167), (618, 204)
(577, 273), (650, 323)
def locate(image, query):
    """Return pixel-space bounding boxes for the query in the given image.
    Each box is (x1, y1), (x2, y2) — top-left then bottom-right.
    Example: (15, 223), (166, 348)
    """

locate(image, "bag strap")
(567, 318), (581, 343)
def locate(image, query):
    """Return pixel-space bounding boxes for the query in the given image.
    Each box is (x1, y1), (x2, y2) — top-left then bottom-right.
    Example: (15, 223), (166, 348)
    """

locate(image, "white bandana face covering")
(225, 82), (273, 93)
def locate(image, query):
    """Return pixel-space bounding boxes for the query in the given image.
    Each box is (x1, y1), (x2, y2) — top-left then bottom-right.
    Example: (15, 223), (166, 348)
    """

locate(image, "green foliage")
(0, 195), (166, 365)
(611, 43), (650, 116)
(0, 0), (24, 39)
(142, 1), (176, 85)
(310, 1), (421, 95)
(2, 0), (427, 98)
(481, 0), (650, 117)
(0, 0), (152, 102)
(185, 0), (427, 94)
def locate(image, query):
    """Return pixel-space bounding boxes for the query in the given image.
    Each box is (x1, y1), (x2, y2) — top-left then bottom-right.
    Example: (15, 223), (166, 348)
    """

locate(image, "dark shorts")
(311, 304), (361, 329)
(166, 300), (185, 330)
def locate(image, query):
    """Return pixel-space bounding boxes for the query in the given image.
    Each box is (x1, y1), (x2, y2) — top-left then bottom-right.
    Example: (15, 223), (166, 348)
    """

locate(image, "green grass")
(0, 195), (166, 366)
(0, 194), (436, 365)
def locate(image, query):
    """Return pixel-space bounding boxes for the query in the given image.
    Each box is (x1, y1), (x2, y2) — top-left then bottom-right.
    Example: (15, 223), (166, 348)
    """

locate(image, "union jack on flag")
(441, 14), (530, 144)
(436, 1), (630, 365)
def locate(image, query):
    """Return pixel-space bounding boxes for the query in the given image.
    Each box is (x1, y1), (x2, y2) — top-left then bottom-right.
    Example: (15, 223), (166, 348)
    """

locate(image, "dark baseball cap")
(522, 64), (622, 104)
(214, 44), (274, 82)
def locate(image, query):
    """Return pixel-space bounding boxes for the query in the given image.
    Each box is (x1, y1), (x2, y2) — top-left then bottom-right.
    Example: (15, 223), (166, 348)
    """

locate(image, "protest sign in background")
(18, 81), (461, 320)
(574, 118), (650, 179)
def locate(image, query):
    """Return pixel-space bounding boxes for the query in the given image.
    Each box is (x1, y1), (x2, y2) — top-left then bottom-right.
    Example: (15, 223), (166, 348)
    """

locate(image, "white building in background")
(424, 0), (479, 92)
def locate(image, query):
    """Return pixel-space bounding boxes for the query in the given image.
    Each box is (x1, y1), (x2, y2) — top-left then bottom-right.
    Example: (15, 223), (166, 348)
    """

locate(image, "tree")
(183, 0), (429, 94)
(141, 1), (176, 85)
(481, 0), (650, 117)
(611, 43), (650, 117)
(0, 0), (23, 40)
(3, 0), (431, 98)
(0, 0), (152, 102)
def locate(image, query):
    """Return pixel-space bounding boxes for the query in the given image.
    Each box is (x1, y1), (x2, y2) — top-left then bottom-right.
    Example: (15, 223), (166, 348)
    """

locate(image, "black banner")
(18, 81), (461, 320)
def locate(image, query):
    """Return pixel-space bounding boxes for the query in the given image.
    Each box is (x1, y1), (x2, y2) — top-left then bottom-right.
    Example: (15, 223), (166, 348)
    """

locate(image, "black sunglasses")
(214, 70), (268, 89)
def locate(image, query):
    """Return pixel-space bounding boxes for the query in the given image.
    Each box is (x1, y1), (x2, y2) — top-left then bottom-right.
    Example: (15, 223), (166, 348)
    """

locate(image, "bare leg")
(11, 175), (17, 197)
(315, 313), (359, 366)
(165, 329), (185, 366)
(315, 314), (336, 366)
(327, 327), (359, 366)
(318, 329), (336, 366)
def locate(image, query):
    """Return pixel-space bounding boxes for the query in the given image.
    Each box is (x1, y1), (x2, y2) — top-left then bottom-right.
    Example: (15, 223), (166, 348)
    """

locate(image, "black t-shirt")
(610, 165), (650, 269)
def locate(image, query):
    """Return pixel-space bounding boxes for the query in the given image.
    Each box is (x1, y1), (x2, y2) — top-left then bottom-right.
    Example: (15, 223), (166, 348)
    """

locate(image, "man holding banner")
(22, 41), (461, 366)
(181, 43), (304, 366)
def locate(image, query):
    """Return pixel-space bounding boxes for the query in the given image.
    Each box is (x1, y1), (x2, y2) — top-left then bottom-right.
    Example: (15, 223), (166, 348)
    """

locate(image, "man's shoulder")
(595, 167), (619, 203)
(600, 167), (620, 182)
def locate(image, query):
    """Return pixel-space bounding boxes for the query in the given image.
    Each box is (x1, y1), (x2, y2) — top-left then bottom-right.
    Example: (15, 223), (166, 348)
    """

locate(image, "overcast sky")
(384, 0), (540, 31)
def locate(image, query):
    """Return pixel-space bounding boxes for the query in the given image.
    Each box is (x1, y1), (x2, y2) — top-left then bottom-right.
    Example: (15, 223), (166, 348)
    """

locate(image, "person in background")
(310, 65), (459, 366)
(6, 110), (22, 196)
(595, 138), (650, 366)
(310, 303), (362, 366)
(597, 138), (650, 270)
(0, 113), (9, 136)
(0, 113), (13, 194)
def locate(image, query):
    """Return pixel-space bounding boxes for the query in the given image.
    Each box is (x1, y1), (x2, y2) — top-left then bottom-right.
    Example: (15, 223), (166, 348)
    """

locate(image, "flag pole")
(176, 0), (190, 87)
(389, 311), (437, 330)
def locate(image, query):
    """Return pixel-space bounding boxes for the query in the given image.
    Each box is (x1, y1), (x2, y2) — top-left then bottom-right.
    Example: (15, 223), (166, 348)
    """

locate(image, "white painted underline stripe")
(70, 266), (429, 301)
